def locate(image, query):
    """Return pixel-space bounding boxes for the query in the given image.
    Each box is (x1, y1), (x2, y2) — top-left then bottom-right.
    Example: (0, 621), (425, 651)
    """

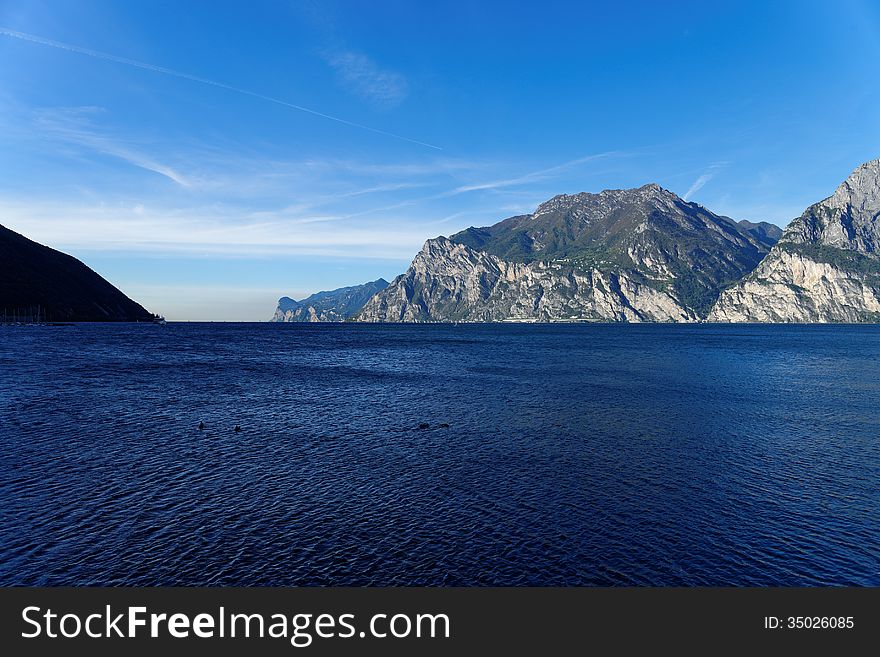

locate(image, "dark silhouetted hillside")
(0, 223), (153, 322)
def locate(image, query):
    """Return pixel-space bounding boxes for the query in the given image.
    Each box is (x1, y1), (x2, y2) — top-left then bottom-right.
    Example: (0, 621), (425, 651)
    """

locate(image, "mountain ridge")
(736, 220), (784, 248)
(271, 158), (880, 324)
(272, 278), (389, 322)
(357, 184), (774, 322)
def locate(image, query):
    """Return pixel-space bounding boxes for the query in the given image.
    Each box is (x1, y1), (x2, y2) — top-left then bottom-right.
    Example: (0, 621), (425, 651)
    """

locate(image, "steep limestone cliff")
(710, 159), (880, 322)
(357, 237), (697, 322)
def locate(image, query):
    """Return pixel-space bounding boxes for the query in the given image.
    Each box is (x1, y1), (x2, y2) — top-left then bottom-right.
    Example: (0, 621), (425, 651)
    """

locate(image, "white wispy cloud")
(4, 103), (638, 259)
(0, 199), (434, 259)
(335, 181), (430, 198)
(683, 173), (713, 200)
(25, 106), (460, 198)
(321, 158), (487, 178)
(0, 26), (439, 149)
(325, 50), (409, 108)
(333, 151), (629, 220)
(683, 162), (728, 201)
(33, 107), (194, 187)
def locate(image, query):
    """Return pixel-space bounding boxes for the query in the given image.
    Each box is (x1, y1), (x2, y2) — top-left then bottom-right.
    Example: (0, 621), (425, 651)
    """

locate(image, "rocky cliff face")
(709, 159), (880, 322)
(356, 184), (771, 322)
(356, 237), (695, 322)
(272, 278), (388, 322)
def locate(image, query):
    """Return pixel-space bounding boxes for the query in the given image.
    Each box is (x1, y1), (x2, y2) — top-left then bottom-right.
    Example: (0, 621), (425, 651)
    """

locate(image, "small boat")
(152, 315), (167, 326)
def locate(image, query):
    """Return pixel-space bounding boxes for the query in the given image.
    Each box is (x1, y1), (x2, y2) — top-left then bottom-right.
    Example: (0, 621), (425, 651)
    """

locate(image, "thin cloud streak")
(683, 173), (713, 200)
(34, 107), (193, 186)
(25, 107), (453, 196)
(453, 152), (622, 193)
(0, 199), (433, 259)
(684, 162), (728, 200)
(0, 27), (441, 150)
(1, 134), (636, 258)
(342, 151), (626, 219)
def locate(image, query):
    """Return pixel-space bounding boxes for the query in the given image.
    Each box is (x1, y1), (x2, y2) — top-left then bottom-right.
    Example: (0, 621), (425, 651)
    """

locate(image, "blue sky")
(1, 0), (879, 320)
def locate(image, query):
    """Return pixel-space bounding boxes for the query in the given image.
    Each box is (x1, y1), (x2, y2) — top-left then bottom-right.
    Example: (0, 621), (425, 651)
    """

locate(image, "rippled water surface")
(1, 323), (878, 586)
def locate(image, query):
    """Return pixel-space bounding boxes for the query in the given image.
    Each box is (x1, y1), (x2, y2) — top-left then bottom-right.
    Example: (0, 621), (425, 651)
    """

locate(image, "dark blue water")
(0, 323), (878, 586)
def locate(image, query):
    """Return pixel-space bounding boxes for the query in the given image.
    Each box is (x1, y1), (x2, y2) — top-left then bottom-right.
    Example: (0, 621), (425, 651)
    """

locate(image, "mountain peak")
(600, 182), (672, 198)
(533, 183), (676, 217)
(828, 157), (880, 212)
(779, 156), (880, 253)
(633, 182), (680, 203)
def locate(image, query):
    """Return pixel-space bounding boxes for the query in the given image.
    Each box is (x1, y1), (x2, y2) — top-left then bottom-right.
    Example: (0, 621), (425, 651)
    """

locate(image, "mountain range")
(275, 157), (880, 324)
(272, 279), (389, 322)
(6, 159), (875, 325)
(356, 184), (780, 322)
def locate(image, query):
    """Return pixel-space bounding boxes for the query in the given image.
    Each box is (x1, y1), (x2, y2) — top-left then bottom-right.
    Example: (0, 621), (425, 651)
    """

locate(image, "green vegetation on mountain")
(272, 279), (389, 322)
(775, 242), (880, 275)
(448, 184), (771, 317)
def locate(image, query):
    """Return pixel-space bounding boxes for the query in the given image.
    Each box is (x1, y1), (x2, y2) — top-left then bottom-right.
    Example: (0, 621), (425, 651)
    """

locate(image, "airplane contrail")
(0, 27), (442, 150)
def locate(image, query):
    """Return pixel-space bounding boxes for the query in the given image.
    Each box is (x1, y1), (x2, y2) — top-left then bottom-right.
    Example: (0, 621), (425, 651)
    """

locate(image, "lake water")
(0, 323), (878, 586)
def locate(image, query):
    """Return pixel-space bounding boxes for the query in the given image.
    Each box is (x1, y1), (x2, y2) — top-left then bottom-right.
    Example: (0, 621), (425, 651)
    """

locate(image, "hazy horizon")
(1, 0), (879, 320)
